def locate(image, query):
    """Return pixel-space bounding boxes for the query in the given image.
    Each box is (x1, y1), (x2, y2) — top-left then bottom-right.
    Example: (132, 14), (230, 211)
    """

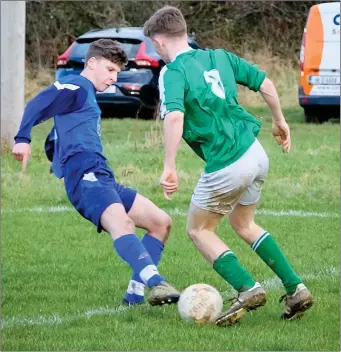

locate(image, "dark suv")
(56, 27), (200, 118)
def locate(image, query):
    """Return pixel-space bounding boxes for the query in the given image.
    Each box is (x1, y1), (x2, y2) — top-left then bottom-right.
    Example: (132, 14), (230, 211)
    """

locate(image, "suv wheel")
(136, 106), (156, 120)
(304, 107), (327, 124)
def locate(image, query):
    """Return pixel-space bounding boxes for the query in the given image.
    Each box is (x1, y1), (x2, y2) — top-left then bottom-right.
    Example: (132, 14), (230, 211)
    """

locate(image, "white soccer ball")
(177, 283), (223, 324)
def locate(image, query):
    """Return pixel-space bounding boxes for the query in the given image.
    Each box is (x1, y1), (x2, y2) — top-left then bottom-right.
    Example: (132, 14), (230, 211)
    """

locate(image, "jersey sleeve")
(14, 81), (88, 143)
(158, 66), (186, 119)
(224, 51), (266, 92)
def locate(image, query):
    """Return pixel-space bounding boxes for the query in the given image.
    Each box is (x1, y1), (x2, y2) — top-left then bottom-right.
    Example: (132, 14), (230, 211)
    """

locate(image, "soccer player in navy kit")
(12, 39), (180, 306)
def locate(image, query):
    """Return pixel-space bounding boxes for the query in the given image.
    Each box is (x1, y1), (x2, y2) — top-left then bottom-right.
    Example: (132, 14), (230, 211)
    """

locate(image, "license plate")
(309, 76), (340, 85)
(97, 85), (116, 94)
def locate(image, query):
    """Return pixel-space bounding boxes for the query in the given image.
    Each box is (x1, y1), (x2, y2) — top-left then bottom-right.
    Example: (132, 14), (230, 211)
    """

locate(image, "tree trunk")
(1, 1), (26, 152)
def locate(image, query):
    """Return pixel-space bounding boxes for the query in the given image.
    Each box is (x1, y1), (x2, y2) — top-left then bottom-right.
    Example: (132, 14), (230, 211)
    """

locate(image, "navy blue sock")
(114, 234), (165, 288)
(133, 234), (164, 281)
(124, 234), (164, 304)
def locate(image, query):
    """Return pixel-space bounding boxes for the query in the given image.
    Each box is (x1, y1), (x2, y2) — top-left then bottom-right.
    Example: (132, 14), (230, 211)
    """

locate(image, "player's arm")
(259, 78), (291, 153)
(164, 111), (184, 170)
(225, 51), (267, 92)
(158, 67), (186, 199)
(13, 81), (87, 170)
(226, 51), (290, 153)
(161, 111), (184, 200)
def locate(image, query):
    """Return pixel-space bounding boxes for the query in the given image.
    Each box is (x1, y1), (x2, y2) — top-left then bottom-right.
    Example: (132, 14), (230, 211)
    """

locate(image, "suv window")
(144, 38), (160, 57)
(70, 38), (142, 60)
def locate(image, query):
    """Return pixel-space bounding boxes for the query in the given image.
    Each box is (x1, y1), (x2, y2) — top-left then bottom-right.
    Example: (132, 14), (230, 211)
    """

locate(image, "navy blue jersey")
(15, 75), (104, 178)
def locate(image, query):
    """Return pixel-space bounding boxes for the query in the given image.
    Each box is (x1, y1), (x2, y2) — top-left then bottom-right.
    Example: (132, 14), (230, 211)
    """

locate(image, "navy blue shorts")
(63, 152), (137, 233)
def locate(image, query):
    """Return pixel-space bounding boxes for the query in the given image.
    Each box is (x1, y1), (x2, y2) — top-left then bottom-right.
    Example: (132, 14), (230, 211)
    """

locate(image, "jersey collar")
(172, 46), (195, 62)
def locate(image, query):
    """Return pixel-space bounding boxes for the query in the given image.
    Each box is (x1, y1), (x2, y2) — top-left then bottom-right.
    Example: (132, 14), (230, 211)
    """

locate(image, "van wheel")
(304, 107), (326, 124)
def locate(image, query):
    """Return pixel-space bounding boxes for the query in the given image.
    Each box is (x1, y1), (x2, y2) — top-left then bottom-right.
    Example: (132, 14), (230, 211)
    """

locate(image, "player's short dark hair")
(143, 6), (187, 38)
(85, 39), (128, 69)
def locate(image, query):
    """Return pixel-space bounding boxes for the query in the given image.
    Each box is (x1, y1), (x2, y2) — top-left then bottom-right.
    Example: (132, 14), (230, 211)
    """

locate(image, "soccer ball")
(177, 283), (223, 324)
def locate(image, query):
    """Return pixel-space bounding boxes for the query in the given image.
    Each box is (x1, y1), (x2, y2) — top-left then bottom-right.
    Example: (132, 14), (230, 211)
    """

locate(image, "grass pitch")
(1, 106), (340, 351)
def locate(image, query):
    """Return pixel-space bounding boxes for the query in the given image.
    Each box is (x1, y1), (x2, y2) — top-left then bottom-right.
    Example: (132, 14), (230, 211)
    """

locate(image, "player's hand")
(160, 168), (179, 200)
(272, 120), (291, 153)
(12, 143), (31, 171)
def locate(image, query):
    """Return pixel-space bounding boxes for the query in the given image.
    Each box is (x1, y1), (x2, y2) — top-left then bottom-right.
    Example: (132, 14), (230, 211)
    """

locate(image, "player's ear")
(152, 35), (163, 48)
(86, 57), (97, 70)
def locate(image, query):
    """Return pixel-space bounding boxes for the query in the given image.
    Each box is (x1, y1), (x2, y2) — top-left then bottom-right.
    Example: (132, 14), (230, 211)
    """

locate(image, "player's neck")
(168, 43), (192, 62)
(80, 69), (96, 89)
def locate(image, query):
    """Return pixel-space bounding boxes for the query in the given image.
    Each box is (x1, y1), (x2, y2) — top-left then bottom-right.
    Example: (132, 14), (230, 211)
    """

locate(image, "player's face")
(94, 58), (121, 92)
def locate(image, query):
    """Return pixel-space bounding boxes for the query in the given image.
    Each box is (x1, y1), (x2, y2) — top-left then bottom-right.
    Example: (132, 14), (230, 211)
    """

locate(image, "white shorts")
(191, 139), (269, 215)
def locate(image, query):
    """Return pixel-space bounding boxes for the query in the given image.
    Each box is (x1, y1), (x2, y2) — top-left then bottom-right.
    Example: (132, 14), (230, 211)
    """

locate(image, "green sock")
(252, 232), (302, 294)
(213, 250), (256, 292)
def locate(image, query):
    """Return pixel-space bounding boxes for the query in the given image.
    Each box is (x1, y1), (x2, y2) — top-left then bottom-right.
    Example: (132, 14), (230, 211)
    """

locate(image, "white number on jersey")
(203, 70), (225, 99)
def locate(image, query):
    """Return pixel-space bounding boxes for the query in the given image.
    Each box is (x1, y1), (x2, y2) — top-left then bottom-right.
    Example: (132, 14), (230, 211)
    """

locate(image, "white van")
(299, 2), (340, 123)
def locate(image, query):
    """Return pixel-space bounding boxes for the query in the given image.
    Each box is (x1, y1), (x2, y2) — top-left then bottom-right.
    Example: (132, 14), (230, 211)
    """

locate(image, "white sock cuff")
(127, 280), (145, 296)
(251, 232), (269, 251)
(139, 265), (159, 285)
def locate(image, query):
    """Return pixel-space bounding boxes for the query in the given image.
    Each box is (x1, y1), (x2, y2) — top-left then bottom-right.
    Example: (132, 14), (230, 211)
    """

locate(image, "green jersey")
(159, 48), (266, 173)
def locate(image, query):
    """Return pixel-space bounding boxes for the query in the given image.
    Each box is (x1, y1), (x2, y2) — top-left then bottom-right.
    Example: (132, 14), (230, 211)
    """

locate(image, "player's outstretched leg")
(229, 203), (313, 320)
(122, 194), (173, 305)
(187, 203), (266, 327)
(101, 203), (180, 306)
(122, 234), (164, 306)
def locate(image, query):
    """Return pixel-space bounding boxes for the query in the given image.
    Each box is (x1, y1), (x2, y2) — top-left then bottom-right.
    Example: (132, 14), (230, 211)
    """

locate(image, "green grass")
(1, 106), (340, 351)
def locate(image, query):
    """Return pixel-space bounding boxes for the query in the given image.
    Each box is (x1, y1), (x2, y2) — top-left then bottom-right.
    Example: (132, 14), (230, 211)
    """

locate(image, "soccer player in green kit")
(143, 6), (314, 326)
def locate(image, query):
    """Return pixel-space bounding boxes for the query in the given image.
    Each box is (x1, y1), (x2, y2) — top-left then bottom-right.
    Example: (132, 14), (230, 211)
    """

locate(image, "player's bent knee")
(162, 213), (172, 232)
(149, 212), (172, 241)
(121, 217), (136, 232)
(186, 226), (201, 241)
(160, 213), (172, 238)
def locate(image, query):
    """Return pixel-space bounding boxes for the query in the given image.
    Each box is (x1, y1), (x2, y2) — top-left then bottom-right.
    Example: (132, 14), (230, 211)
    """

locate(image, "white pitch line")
(1, 206), (339, 218)
(1, 205), (74, 214)
(1, 305), (132, 329)
(1, 265), (339, 329)
(255, 209), (339, 218)
(257, 265), (339, 291)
